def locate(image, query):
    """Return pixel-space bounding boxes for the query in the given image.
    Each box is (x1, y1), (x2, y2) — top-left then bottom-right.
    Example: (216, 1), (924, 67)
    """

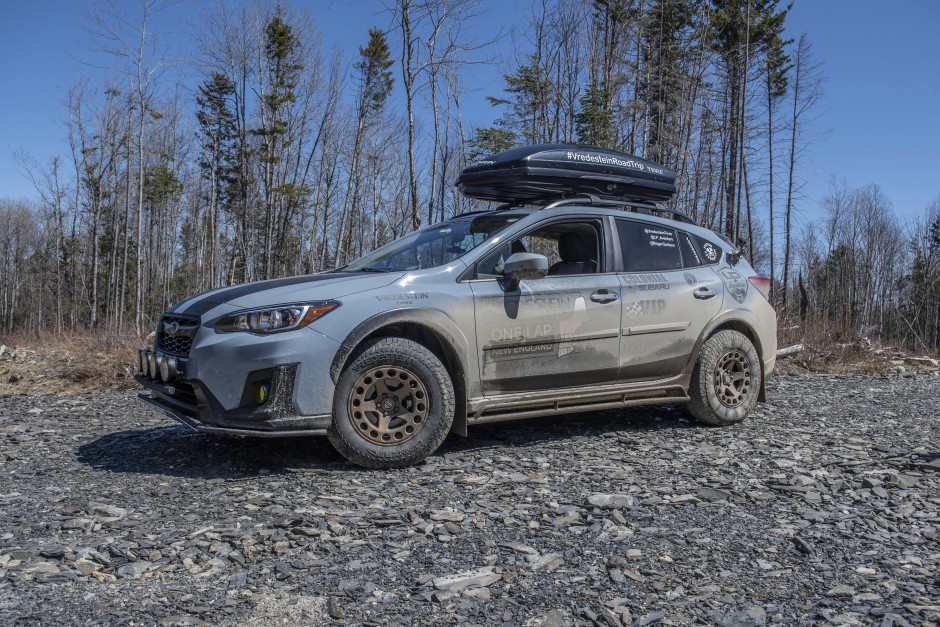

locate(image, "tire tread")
(688, 330), (761, 427)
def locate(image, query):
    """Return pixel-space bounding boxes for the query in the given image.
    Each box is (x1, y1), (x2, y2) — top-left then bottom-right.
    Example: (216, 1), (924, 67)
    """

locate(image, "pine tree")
(493, 59), (554, 144)
(336, 28), (394, 265)
(466, 127), (518, 161)
(641, 0), (696, 163)
(195, 72), (237, 289)
(575, 81), (615, 148)
(709, 0), (790, 240)
(255, 5), (305, 278)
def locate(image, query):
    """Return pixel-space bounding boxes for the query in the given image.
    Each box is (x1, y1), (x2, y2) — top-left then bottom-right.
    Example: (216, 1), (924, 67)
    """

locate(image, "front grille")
(157, 314), (200, 357)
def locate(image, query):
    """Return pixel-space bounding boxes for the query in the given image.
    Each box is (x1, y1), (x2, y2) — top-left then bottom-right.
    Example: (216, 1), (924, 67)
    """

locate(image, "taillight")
(748, 276), (771, 301)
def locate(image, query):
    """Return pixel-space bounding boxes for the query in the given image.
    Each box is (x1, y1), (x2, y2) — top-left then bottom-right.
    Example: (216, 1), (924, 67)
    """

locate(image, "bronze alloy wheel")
(713, 349), (751, 408)
(347, 366), (430, 446)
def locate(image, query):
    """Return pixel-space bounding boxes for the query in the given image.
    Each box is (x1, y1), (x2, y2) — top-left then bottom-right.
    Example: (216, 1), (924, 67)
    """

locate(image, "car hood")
(167, 271), (405, 318)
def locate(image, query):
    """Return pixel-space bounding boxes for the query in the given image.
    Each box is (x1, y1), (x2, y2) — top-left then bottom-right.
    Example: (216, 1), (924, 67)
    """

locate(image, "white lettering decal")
(490, 324), (553, 342)
(564, 151), (665, 175)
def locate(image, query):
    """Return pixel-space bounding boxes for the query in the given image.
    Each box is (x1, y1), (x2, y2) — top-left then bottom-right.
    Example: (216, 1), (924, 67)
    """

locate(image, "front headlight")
(215, 301), (340, 334)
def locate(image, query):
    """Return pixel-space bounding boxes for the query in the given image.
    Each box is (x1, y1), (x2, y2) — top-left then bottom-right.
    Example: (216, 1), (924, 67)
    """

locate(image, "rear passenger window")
(617, 220), (681, 272)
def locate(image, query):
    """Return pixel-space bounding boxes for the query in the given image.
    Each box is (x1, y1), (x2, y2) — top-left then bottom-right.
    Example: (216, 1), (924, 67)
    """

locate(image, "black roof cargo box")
(456, 143), (676, 204)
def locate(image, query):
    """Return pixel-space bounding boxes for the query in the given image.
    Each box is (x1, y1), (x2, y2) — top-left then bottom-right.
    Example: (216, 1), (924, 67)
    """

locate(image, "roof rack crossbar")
(542, 194), (601, 209)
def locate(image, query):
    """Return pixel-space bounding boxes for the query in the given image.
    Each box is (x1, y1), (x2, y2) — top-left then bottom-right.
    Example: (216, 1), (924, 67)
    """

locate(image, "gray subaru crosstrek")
(136, 144), (777, 468)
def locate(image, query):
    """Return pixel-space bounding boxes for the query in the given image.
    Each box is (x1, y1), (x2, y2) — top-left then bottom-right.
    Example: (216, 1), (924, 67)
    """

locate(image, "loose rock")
(0, 375), (936, 625)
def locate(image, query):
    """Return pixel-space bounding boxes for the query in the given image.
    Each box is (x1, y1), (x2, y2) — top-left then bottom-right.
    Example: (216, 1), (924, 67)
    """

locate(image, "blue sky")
(1, 0), (938, 222)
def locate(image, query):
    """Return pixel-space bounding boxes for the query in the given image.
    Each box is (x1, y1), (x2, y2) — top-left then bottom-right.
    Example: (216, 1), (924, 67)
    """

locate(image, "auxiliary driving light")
(160, 356), (178, 383)
(138, 350), (147, 376)
(257, 383), (269, 405)
(147, 353), (158, 379)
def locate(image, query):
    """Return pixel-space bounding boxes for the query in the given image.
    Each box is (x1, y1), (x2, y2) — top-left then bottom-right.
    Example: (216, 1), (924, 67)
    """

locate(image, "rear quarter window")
(692, 235), (722, 265)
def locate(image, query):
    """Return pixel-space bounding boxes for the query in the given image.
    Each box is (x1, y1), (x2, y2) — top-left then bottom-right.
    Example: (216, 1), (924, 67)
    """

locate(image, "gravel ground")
(0, 374), (938, 626)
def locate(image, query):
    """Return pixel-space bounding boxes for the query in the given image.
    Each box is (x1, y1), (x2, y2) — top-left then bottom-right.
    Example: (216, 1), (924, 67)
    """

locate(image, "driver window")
(474, 221), (602, 279)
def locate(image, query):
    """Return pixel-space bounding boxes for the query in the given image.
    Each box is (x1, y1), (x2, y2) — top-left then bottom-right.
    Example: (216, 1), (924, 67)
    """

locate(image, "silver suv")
(137, 144), (776, 468)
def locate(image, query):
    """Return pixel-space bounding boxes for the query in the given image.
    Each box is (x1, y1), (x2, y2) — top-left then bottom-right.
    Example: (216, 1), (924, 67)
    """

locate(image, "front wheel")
(328, 337), (454, 468)
(687, 330), (761, 426)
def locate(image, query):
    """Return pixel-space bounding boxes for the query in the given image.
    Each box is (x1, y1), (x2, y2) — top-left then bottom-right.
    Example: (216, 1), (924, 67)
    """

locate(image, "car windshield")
(341, 212), (524, 272)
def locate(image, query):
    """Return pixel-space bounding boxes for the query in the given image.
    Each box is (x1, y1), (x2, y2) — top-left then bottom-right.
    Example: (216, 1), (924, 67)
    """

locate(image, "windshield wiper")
(353, 266), (391, 273)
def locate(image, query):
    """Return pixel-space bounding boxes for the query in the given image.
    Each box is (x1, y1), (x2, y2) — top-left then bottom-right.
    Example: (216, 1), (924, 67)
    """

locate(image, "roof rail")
(538, 194), (698, 225)
(452, 203), (521, 219)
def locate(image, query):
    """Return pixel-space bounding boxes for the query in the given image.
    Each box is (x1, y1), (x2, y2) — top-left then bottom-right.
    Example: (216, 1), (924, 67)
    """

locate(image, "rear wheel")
(328, 337), (454, 468)
(688, 330), (761, 426)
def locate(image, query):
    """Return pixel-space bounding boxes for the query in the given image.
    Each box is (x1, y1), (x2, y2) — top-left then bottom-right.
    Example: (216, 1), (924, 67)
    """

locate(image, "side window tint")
(679, 233), (703, 267)
(617, 220), (681, 272)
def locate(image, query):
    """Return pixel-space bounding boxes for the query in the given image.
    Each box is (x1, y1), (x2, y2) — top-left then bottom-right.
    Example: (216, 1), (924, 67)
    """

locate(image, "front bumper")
(136, 321), (342, 436)
(136, 367), (331, 437)
(138, 394), (329, 437)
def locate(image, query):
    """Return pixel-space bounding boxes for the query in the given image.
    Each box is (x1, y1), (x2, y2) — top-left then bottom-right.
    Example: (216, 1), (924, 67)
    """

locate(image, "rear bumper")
(764, 354), (776, 378)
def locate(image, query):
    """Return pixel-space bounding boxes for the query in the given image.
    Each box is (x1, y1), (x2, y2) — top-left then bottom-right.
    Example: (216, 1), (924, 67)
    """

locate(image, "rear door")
(468, 218), (622, 395)
(615, 219), (723, 380)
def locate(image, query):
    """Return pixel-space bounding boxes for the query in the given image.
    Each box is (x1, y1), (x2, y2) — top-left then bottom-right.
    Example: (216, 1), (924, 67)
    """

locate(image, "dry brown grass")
(0, 322), (935, 397)
(0, 331), (143, 395)
(775, 319), (940, 375)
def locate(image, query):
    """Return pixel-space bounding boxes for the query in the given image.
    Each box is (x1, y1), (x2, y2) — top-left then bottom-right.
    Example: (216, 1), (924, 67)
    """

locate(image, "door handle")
(590, 290), (619, 304)
(693, 287), (716, 300)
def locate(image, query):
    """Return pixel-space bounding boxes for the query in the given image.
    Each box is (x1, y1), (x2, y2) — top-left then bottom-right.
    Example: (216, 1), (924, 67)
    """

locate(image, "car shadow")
(76, 403), (697, 479)
(76, 425), (348, 480)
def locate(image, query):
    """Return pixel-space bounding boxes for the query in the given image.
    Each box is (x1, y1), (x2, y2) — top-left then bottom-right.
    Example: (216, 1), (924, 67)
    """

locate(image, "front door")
(468, 220), (622, 395)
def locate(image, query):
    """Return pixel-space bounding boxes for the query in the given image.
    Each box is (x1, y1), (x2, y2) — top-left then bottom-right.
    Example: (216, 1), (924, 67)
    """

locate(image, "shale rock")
(0, 374), (937, 625)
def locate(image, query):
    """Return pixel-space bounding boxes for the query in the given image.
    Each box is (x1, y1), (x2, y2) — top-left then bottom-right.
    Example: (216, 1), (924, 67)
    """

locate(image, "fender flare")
(329, 308), (472, 436)
(684, 310), (768, 401)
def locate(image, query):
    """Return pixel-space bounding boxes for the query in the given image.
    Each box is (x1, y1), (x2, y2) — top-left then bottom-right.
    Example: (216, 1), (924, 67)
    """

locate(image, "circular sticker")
(702, 242), (718, 261)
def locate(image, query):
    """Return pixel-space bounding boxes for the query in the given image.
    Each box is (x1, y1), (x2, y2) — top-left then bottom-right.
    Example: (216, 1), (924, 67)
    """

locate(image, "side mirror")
(501, 252), (548, 290)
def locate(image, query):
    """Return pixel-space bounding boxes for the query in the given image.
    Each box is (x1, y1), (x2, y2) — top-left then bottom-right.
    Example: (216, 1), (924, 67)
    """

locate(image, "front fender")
(329, 308), (469, 382)
(329, 308), (473, 436)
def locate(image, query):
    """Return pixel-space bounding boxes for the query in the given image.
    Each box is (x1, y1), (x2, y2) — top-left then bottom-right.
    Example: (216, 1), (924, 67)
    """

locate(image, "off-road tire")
(688, 330), (761, 427)
(328, 337), (454, 468)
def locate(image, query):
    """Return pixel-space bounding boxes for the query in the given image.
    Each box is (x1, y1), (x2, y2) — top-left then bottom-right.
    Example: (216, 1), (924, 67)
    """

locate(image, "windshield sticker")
(624, 299), (666, 320)
(624, 273), (669, 293)
(719, 268), (748, 303)
(702, 242), (719, 261)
